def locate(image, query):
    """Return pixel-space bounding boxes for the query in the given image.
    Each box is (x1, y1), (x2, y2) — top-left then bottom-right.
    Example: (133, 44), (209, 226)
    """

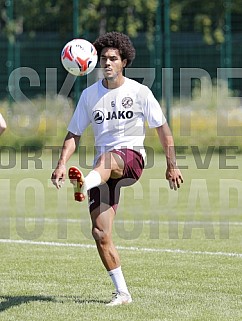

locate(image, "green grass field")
(1, 151), (242, 320)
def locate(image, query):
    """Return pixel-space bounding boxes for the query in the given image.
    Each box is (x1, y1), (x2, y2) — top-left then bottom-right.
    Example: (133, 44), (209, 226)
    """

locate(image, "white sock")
(84, 170), (102, 191)
(108, 266), (130, 295)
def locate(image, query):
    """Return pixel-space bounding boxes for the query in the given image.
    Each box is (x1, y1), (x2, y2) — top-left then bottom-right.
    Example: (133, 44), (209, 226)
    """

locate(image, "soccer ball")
(61, 39), (98, 76)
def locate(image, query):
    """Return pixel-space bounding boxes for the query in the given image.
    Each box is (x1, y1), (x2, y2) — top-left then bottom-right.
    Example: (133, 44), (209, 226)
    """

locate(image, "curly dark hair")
(93, 31), (136, 67)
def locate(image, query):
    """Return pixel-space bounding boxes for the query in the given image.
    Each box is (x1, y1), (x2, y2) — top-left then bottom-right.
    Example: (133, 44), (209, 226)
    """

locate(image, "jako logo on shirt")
(93, 110), (134, 123)
(93, 110), (105, 124)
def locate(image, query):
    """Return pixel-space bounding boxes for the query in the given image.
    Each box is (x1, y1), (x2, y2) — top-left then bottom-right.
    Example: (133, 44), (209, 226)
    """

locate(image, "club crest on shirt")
(122, 97), (133, 108)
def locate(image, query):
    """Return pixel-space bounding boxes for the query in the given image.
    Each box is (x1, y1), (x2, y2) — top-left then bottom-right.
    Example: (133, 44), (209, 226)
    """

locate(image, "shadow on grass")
(0, 295), (55, 312)
(0, 295), (108, 312)
(57, 295), (108, 305)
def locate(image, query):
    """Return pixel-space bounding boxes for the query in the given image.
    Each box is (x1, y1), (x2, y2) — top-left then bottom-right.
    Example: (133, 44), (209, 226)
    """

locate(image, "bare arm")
(51, 131), (80, 189)
(156, 123), (183, 190)
(0, 113), (7, 135)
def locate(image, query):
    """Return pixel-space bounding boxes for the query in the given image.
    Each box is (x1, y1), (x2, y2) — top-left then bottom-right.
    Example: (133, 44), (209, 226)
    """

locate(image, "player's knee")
(92, 226), (109, 244)
(96, 152), (112, 170)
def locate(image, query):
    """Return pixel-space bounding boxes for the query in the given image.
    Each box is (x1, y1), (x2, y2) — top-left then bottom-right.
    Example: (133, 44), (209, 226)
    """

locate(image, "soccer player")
(0, 113), (7, 135)
(51, 31), (183, 306)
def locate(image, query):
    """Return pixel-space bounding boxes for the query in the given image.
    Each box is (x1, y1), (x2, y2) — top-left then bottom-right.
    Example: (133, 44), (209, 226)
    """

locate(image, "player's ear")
(122, 59), (127, 68)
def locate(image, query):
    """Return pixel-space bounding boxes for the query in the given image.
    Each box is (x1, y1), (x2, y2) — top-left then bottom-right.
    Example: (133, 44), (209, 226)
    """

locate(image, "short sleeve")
(144, 90), (167, 128)
(67, 90), (91, 135)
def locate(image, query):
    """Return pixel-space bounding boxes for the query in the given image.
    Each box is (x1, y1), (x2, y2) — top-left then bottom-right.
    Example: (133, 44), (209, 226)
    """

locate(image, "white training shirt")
(68, 77), (166, 164)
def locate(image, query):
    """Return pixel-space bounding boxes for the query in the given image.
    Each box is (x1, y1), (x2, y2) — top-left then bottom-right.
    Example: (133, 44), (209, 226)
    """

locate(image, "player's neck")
(102, 75), (125, 89)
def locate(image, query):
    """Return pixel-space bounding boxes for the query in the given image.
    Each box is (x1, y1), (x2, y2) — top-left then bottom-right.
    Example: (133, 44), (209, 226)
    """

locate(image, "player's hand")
(51, 164), (66, 189)
(166, 167), (183, 191)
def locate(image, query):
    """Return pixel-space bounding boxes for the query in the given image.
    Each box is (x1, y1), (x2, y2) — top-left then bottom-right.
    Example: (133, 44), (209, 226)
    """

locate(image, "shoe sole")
(106, 300), (132, 306)
(106, 296), (132, 306)
(68, 166), (85, 202)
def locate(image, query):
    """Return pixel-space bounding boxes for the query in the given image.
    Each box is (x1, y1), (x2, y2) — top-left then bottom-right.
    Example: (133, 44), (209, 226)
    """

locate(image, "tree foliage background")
(0, 0), (242, 44)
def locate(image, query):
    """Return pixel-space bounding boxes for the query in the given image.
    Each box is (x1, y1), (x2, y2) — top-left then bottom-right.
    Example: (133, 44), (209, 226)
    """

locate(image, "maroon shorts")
(88, 149), (144, 213)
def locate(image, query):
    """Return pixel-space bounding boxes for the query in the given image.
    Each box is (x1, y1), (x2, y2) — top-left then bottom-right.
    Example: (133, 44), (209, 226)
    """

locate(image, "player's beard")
(104, 71), (117, 81)
(102, 67), (124, 88)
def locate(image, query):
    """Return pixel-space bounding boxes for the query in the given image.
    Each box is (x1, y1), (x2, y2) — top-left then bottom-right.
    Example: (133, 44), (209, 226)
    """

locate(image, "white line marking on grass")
(7, 217), (242, 226)
(1, 238), (242, 258)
